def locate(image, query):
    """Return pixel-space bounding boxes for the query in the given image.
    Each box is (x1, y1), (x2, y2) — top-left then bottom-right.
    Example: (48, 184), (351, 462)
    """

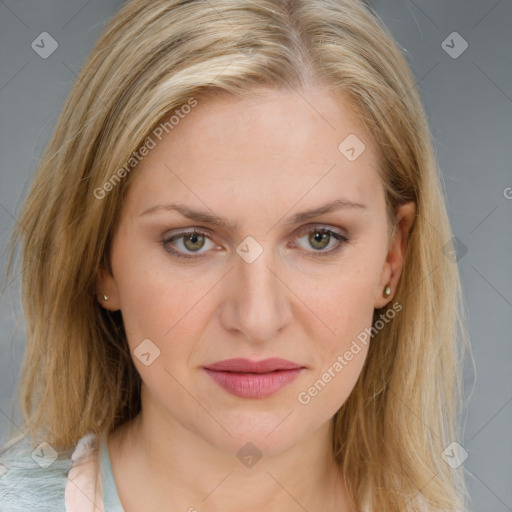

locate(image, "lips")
(203, 358), (305, 399)
(204, 357), (303, 373)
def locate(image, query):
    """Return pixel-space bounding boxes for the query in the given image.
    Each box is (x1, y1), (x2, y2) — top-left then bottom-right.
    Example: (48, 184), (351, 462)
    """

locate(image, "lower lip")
(203, 368), (304, 399)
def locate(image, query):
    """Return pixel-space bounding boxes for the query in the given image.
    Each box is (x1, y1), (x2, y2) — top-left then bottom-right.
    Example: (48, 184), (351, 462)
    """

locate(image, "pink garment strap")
(65, 433), (105, 512)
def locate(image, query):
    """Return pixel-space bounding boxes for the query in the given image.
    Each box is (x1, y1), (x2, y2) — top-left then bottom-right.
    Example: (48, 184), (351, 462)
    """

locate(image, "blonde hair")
(2, 0), (473, 510)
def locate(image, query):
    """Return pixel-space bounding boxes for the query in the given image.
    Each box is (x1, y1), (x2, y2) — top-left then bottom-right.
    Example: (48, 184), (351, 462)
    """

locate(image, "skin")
(97, 86), (415, 512)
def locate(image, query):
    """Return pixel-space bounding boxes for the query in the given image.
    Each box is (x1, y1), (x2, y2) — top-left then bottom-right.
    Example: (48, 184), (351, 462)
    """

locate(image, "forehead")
(169, 87), (376, 161)
(127, 87), (383, 216)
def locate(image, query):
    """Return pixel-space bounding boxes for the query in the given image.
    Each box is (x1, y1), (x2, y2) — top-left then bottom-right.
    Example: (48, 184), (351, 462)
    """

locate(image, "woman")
(0, 0), (471, 510)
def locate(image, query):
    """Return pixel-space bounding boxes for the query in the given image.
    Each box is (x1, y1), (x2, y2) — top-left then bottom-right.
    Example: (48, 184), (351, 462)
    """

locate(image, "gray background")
(0, 1), (511, 510)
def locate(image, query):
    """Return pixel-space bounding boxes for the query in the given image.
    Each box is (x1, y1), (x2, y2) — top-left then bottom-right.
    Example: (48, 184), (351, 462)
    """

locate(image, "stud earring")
(103, 294), (109, 302)
(383, 285), (391, 297)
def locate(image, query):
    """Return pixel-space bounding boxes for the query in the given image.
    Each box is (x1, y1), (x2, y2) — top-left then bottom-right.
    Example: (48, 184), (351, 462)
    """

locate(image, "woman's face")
(99, 87), (413, 456)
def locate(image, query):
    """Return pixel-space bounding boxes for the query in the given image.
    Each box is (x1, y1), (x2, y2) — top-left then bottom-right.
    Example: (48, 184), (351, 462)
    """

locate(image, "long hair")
(2, 0), (472, 510)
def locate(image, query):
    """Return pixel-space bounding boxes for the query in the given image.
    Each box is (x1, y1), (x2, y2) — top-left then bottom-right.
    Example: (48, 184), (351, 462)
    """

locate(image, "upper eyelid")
(163, 223), (346, 240)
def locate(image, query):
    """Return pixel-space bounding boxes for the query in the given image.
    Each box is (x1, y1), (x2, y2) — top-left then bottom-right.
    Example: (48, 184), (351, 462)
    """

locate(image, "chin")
(201, 413), (311, 459)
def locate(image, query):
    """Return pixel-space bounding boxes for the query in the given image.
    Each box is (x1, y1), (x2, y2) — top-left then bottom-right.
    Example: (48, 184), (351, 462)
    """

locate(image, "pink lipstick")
(203, 358), (304, 399)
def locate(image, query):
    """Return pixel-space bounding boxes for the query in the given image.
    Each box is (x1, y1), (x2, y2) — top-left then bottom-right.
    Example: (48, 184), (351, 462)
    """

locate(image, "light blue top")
(0, 433), (124, 511)
(100, 434), (125, 511)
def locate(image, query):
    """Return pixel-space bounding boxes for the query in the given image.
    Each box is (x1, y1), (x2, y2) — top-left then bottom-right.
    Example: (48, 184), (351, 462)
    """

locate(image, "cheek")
(297, 260), (379, 347)
(294, 289), (373, 417)
(114, 267), (207, 403)
(110, 234), (209, 355)
(118, 272), (207, 349)
(291, 261), (379, 408)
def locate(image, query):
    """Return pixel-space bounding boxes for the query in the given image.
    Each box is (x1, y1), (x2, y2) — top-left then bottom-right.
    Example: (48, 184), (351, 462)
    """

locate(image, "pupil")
(185, 233), (203, 251)
(311, 231), (328, 249)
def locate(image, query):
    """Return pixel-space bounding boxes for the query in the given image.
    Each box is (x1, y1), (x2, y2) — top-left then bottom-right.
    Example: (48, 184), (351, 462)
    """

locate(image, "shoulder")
(0, 433), (97, 512)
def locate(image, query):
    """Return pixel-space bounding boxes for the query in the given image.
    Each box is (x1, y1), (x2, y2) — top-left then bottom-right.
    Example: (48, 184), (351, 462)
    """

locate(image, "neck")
(108, 404), (353, 511)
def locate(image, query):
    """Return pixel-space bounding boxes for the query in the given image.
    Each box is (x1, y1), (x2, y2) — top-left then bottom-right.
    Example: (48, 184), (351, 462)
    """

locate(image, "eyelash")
(161, 225), (350, 260)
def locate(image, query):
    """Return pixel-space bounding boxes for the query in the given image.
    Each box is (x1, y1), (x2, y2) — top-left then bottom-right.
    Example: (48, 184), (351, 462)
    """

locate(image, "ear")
(374, 202), (416, 309)
(96, 264), (121, 311)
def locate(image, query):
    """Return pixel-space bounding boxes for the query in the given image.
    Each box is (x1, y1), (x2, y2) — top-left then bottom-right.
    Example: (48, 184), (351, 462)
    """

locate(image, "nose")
(220, 242), (292, 343)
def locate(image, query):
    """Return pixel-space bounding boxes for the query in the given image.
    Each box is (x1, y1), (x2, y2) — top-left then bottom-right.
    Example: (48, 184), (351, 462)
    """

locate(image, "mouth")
(203, 358), (305, 399)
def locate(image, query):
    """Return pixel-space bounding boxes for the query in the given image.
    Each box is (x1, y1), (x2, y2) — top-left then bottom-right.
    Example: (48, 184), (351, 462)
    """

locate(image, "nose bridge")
(225, 239), (288, 341)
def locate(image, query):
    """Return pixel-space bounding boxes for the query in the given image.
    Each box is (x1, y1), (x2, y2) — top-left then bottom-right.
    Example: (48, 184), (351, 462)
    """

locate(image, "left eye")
(161, 226), (349, 260)
(294, 227), (349, 255)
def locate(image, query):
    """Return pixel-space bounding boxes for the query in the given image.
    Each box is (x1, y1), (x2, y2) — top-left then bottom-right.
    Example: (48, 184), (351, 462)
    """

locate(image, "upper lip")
(204, 358), (304, 373)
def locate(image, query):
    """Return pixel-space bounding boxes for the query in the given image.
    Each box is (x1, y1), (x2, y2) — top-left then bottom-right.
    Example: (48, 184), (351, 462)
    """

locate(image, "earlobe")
(375, 201), (416, 309)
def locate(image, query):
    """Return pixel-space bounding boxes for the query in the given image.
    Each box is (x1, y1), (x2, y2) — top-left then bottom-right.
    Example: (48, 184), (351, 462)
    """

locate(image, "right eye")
(161, 228), (217, 259)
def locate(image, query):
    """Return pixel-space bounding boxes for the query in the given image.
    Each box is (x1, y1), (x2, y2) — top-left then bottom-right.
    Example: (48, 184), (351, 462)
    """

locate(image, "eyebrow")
(139, 198), (367, 231)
